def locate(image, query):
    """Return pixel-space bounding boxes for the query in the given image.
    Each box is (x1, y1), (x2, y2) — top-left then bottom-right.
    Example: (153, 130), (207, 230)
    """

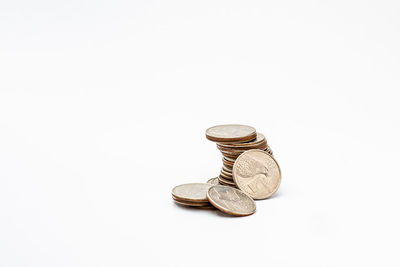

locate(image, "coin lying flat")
(207, 177), (219, 185)
(206, 124), (256, 143)
(207, 185), (256, 216)
(171, 183), (213, 203)
(173, 199), (213, 207)
(233, 149), (281, 199)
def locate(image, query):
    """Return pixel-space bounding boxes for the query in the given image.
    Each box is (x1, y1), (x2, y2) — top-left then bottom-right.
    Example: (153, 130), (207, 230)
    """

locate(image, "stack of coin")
(171, 183), (215, 209)
(171, 124), (281, 217)
(205, 124), (273, 187)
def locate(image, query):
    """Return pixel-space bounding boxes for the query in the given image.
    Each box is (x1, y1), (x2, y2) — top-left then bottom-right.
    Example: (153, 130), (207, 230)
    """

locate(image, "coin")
(173, 199), (213, 207)
(217, 141), (268, 153)
(222, 158), (235, 167)
(233, 149), (281, 199)
(221, 152), (240, 159)
(171, 183), (213, 203)
(206, 124), (256, 143)
(264, 146), (273, 156)
(217, 133), (266, 148)
(219, 172), (233, 181)
(207, 177), (219, 185)
(220, 168), (232, 176)
(224, 157), (236, 162)
(218, 176), (236, 186)
(207, 185), (256, 216)
(222, 165), (232, 173)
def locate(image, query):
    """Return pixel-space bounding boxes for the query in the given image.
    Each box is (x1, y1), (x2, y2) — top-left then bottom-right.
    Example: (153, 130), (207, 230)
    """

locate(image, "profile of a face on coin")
(233, 149), (281, 200)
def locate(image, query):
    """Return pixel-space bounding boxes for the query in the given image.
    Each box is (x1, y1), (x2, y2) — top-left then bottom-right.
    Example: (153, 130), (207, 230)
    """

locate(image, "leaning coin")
(222, 158), (235, 167)
(233, 149), (281, 199)
(218, 176), (236, 186)
(217, 133), (266, 148)
(171, 183), (213, 203)
(207, 185), (256, 216)
(207, 177), (219, 185)
(206, 124), (256, 143)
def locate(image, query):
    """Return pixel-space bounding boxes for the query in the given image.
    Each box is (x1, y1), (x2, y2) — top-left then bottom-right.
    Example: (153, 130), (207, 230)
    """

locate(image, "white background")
(1, 0), (399, 266)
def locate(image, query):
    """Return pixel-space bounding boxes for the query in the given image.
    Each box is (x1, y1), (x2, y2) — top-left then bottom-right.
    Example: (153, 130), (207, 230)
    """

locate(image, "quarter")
(171, 183), (213, 203)
(206, 124), (256, 143)
(207, 185), (256, 216)
(233, 149), (281, 199)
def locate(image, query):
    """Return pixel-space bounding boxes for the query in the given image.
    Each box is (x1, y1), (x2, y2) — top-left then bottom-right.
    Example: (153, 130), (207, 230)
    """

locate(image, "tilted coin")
(222, 158), (235, 167)
(220, 168), (232, 176)
(207, 177), (219, 185)
(217, 141), (268, 153)
(217, 133), (266, 148)
(171, 183), (213, 203)
(218, 176), (236, 186)
(207, 185), (256, 216)
(233, 149), (281, 199)
(222, 165), (232, 173)
(219, 172), (233, 181)
(206, 124), (256, 143)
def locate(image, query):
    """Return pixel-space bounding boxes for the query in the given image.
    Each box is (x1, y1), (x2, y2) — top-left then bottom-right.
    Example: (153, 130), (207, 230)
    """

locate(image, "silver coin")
(206, 124), (256, 143)
(171, 183), (213, 203)
(206, 177), (219, 185)
(233, 149), (281, 199)
(207, 185), (256, 216)
(217, 133), (266, 148)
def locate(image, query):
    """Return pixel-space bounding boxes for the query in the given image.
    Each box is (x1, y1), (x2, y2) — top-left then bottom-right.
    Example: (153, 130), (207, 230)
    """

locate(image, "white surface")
(1, 0), (400, 266)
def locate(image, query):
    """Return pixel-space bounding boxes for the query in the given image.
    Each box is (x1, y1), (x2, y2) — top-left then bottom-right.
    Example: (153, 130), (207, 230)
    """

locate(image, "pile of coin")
(206, 124), (273, 188)
(171, 124), (281, 216)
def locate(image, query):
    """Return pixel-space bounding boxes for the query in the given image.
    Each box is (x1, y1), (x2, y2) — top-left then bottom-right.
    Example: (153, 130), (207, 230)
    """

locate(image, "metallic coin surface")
(222, 158), (235, 167)
(222, 165), (232, 173)
(207, 177), (219, 185)
(206, 124), (256, 142)
(218, 176), (236, 186)
(221, 152), (239, 159)
(207, 185), (256, 216)
(217, 141), (268, 153)
(220, 168), (232, 176)
(173, 199), (213, 207)
(217, 133), (266, 148)
(219, 172), (233, 181)
(233, 149), (281, 199)
(264, 146), (273, 156)
(171, 183), (213, 202)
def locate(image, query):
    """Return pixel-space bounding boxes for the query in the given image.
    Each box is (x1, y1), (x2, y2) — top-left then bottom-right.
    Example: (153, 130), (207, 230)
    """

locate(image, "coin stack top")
(206, 124), (257, 143)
